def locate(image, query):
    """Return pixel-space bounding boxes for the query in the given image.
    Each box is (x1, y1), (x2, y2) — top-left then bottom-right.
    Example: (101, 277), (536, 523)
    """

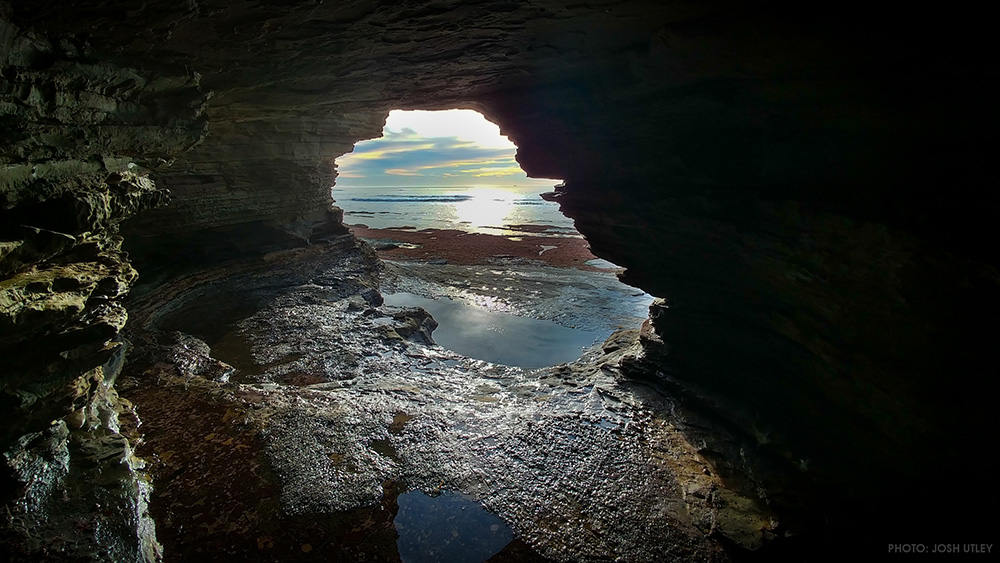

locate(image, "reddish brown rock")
(349, 224), (613, 271)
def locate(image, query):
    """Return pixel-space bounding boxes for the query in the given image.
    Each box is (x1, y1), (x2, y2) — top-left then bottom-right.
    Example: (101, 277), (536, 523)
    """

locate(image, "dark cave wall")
(2, 0), (999, 556)
(478, 5), (1000, 508)
(0, 13), (208, 450)
(0, 11), (209, 559)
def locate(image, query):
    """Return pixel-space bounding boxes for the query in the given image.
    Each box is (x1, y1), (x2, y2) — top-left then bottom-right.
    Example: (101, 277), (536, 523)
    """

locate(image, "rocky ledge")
(116, 236), (777, 562)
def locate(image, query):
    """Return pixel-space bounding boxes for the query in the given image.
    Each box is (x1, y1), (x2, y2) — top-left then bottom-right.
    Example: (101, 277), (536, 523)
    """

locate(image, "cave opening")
(92, 108), (676, 562)
(333, 109), (654, 368)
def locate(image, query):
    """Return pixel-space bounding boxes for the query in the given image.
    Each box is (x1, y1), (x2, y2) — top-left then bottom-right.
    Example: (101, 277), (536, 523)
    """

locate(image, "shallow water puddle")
(384, 292), (601, 368)
(395, 491), (514, 563)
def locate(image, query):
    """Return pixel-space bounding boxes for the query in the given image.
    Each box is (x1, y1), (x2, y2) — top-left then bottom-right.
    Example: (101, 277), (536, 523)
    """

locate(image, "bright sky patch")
(335, 109), (558, 187)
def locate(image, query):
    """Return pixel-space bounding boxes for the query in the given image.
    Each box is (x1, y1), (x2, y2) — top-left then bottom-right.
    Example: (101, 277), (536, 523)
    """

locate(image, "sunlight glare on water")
(332, 184), (577, 235)
(453, 187), (516, 229)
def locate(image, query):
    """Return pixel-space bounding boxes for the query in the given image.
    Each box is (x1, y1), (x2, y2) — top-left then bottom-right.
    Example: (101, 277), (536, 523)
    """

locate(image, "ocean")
(331, 185), (578, 237)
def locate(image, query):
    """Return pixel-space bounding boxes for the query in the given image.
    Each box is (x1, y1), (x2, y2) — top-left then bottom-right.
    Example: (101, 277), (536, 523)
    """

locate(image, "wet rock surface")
(349, 225), (605, 272)
(1, 352), (161, 563)
(120, 241), (776, 562)
(1, 13), (210, 560)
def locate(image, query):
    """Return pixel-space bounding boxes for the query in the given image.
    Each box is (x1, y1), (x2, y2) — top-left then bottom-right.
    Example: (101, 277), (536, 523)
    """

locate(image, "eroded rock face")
(1, 13), (208, 561)
(2, 0), (998, 559)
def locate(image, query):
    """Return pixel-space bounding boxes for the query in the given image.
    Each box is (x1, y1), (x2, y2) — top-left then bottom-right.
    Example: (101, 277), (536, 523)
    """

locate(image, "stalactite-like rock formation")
(2, 0), (997, 560)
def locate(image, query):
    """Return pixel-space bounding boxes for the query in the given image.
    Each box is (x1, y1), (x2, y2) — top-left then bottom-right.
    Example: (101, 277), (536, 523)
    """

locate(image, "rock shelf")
(117, 238), (774, 562)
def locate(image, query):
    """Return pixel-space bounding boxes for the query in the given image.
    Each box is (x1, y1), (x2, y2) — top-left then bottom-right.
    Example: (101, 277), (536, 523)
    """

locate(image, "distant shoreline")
(348, 224), (620, 272)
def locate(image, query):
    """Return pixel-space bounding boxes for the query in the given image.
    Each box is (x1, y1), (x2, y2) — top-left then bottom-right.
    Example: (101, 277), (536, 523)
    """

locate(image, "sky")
(334, 109), (560, 188)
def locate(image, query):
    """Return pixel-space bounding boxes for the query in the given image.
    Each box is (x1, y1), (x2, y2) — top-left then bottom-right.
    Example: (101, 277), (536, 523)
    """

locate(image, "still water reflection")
(395, 491), (513, 563)
(383, 292), (601, 368)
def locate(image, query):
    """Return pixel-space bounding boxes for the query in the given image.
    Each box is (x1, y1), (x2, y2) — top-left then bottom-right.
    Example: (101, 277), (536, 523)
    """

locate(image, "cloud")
(385, 168), (422, 176)
(342, 144), (438, 161)
(334, 110), (559, 187)
(384, 109), (516, 149)
(338, 135), (517, 179)
(471, 167), (528, 177)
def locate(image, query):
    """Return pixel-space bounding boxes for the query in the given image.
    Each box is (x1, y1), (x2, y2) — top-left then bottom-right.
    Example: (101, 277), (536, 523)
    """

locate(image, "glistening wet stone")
(395, 490), (514, 563)
(384, 292), (601, 368)
(120, 240), (776, 561)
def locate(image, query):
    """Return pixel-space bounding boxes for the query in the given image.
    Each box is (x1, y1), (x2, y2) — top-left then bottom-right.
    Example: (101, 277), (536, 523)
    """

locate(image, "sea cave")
(1, 2), (997, 562)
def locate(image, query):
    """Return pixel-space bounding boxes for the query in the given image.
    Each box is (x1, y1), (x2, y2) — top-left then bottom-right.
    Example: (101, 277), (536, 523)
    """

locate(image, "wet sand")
(348, 224), (618, 272)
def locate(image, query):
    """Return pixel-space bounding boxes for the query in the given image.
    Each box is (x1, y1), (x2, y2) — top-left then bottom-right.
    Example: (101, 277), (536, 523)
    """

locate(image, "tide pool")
(384, 292), (602, 368)
(395, 490), (514, 563)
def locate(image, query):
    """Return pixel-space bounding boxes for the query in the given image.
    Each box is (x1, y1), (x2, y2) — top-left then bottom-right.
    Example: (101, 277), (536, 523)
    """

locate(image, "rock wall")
(120, 115), (380, 274)
(476, 6), (1000, 532)
(481, 7), (1000, 538)
(3, 0), (998, 557)
(0, 12), (208, 560)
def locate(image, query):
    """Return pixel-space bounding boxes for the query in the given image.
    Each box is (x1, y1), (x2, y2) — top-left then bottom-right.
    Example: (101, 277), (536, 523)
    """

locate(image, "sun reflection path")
(452, 187), (516, 230)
